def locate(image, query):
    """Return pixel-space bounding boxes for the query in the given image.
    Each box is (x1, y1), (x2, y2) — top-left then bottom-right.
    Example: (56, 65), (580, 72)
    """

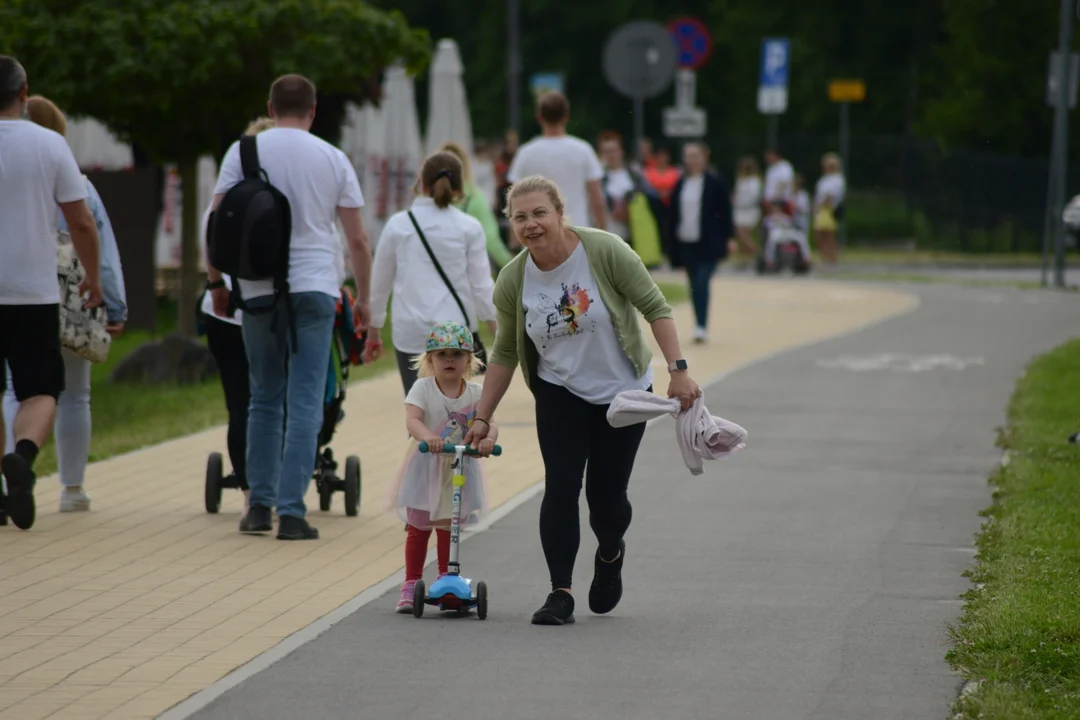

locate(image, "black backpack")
(208, 134), (297, 347)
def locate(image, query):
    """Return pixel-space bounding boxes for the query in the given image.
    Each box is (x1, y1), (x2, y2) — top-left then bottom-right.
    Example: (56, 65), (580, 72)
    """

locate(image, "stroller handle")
(418, 442), (502, 457)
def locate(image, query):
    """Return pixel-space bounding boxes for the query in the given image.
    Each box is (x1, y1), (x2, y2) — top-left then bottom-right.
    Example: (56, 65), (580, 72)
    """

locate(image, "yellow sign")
(828, 80), (866, 103)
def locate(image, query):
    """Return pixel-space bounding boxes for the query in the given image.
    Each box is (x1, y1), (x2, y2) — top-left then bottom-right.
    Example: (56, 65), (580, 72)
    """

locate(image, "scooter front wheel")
(412, 580), (426, 618)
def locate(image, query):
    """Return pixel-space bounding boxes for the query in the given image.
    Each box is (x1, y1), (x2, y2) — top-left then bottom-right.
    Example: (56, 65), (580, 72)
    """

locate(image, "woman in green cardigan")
(464, 174), (701, 626)
(439, 141), (513, 272)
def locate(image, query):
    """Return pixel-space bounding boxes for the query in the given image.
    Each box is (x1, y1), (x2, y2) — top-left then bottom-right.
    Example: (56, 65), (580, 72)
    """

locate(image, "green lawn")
(947, 339), (1080, 719)
(30, 280), (689, 475)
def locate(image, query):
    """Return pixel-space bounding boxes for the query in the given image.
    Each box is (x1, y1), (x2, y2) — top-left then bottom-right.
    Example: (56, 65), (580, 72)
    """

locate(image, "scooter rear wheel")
(476, 581), (488, 620)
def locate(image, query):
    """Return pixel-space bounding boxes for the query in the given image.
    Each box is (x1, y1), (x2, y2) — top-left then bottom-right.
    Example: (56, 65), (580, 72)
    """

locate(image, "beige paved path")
(0, 278), (916, 720)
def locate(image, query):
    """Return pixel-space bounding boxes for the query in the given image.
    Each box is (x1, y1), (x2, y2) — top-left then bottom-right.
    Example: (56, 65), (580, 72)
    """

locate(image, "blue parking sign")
(757, 37), (790, 114)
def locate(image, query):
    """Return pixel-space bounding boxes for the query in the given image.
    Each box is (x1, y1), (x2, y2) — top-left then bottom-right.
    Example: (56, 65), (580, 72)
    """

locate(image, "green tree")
(0, 0), (430, 338)
(917, 0), (1075, 159)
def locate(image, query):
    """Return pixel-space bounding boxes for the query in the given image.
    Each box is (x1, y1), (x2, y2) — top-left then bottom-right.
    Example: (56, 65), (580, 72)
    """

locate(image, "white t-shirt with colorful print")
(523, 242), (652, 405)
(390, 377), (488, 530)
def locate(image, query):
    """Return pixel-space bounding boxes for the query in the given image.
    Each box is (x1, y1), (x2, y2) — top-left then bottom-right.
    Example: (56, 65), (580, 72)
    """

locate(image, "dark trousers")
(679, 241), (718, 330)
(205, 316), (250, 490)
(395, 348), (420, 397)
(533, 377), (647, 590)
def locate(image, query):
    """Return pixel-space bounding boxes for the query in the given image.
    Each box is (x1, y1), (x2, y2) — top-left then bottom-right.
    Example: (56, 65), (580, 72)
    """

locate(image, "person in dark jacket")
(668, 141), (734, 344)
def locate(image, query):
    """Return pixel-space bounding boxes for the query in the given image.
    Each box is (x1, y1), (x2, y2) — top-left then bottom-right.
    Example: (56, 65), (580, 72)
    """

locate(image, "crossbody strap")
(407, 211), (472, 328)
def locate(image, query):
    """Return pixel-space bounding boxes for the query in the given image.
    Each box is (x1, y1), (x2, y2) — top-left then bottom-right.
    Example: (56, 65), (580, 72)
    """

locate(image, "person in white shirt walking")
(207, 74), (373, 541)
(0, 56), (103, 531)
(365, 151), (498, 395)
(506, 92), (607, 231)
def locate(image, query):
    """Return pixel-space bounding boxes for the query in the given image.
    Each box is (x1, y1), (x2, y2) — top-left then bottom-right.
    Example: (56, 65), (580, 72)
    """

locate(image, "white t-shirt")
(213, 127), (364, 300)
(523, 242), (652, 405)
(507, 135), (604, 227)
(677, 175), (705, 243)
(815, 172), (846, 208)
(763, 159), (795, 204)
(0, 119), (89, 304)
(602, 168), (636, 241)
(405, 376), (483, 444)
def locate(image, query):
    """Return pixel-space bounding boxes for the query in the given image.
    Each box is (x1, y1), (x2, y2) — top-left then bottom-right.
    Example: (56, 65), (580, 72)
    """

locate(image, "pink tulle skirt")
(385, 444), (490, 531)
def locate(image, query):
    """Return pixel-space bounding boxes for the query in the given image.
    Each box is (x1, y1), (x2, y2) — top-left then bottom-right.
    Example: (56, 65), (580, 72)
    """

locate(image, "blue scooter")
(412, 441), (502, 620)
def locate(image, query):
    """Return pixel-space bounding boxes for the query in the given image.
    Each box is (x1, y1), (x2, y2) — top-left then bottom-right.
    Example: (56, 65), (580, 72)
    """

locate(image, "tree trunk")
(176, 157), (201, 338)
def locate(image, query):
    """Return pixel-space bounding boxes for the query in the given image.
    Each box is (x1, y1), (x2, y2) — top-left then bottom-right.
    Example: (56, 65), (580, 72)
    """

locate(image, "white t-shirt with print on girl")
(389, 376), (489, 530)
(523, 241), (653, 405)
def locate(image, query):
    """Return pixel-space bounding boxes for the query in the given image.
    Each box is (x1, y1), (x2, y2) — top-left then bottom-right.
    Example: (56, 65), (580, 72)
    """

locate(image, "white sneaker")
(692, 327), (707, 344)
(59, 487), (91, 512)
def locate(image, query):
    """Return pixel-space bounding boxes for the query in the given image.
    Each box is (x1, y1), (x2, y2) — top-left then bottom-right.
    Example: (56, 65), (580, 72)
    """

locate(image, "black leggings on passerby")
(205, 315), (250, 491)
(533, 376), (647, 591)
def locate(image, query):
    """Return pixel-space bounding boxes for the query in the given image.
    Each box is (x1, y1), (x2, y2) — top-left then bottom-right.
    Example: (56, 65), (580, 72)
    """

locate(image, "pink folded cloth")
(606, 390), (748, 476)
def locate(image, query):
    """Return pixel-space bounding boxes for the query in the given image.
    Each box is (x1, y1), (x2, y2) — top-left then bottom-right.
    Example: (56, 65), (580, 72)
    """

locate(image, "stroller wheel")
(344, 456), (361, 517)
(318, 475), (333, 512)
(205, 452), (223, 514)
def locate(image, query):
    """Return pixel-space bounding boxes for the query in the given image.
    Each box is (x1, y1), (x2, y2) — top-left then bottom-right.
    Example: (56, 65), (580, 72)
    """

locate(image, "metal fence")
(700, 133), (1080, 253)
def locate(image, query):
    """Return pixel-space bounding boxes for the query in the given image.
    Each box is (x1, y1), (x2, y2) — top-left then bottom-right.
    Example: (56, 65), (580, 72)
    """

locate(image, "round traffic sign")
(602, 21), (679, 100)
(667, 16), (713, 70)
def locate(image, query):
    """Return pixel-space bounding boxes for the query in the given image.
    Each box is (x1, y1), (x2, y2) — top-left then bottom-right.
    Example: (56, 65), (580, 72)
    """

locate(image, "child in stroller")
(205, 286), (368, 517)
(757, 198), (812, 275)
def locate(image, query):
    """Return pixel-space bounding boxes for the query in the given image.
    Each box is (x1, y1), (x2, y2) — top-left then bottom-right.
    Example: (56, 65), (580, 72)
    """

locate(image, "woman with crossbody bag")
(365, 151), (497, 396)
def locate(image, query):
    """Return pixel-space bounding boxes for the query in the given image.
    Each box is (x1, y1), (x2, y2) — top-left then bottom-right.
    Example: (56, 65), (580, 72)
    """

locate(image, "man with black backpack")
(206, 73), (372, 541)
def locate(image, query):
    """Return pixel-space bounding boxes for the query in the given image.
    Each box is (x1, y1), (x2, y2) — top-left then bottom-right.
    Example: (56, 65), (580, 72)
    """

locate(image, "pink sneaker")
(396, 580), (417, 614)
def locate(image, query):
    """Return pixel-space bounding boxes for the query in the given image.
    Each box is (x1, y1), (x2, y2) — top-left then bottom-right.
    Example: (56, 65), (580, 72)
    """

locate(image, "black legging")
(205, 315), (250, 490)
(533, 376), (647, 590)
(395, 348), (420, 397)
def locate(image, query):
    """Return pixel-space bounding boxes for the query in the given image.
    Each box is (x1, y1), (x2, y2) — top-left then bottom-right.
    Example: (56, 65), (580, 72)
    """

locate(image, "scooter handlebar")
(418, 442), (502, 457)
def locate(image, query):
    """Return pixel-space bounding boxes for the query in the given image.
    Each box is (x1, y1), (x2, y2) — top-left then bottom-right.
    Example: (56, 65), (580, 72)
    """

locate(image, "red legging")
(405, 524), (451, 582)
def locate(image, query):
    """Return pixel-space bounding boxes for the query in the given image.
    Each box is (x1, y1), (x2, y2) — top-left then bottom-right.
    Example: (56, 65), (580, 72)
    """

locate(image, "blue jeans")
(242, 291), (336, 519)
(679, 241), (718, 330)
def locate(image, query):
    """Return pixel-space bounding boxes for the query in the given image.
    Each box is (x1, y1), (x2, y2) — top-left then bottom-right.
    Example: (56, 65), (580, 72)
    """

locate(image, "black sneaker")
(531, 589), (575, 625)
(240, 503), (273, 534)
(1, 453), (36, 530)
(277, 515), (319, 540)
(588, 539), (626, 614)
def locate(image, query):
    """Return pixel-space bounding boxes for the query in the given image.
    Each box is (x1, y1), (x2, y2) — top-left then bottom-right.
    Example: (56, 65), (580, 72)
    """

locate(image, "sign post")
(758, 38), (790, 149)
(663, 17), (712, 139)
(1043, 40), (1078, 287)
(827, 79), (866, 249)
(602, 21), (679, 155)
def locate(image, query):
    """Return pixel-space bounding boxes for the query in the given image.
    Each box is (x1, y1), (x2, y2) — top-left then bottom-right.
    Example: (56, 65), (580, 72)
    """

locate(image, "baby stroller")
(205, 287), (368, 517)
(757, 202), (812, 275)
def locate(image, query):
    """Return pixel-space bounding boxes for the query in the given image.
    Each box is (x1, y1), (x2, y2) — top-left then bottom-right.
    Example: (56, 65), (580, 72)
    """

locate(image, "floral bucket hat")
(426, 320), (474, 353)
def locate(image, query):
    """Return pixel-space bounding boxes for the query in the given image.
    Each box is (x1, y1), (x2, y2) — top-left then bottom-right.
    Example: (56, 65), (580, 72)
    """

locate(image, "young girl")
(390, 320), (497, 613)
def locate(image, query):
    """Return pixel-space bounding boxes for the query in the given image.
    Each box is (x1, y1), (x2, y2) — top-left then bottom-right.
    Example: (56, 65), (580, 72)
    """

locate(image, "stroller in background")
(205, 287), (368, 517)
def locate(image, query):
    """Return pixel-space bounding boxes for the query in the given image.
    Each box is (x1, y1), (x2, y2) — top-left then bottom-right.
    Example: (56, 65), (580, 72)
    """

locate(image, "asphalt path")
(183, 282), (1080, 720)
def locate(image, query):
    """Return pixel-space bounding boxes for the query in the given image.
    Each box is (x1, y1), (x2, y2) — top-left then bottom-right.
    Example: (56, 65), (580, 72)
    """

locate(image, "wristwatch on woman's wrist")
(667, 359), (688, 373)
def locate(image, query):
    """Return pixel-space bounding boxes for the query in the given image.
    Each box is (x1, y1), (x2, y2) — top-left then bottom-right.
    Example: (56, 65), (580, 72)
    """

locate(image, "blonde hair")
(822, 152), (843, 174)
(736, 155), (760, 178)
(439, 141), (474, 185)
(502, 175), (567, 222)
(245, 116), (275, 136)
(410, 348), (485, 378)
(27, 95), (66, 136)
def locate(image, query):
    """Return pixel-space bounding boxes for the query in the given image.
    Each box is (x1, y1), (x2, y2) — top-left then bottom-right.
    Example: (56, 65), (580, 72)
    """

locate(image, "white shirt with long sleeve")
(370, 196), (497, 354)
(606, 390), (748, 476)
